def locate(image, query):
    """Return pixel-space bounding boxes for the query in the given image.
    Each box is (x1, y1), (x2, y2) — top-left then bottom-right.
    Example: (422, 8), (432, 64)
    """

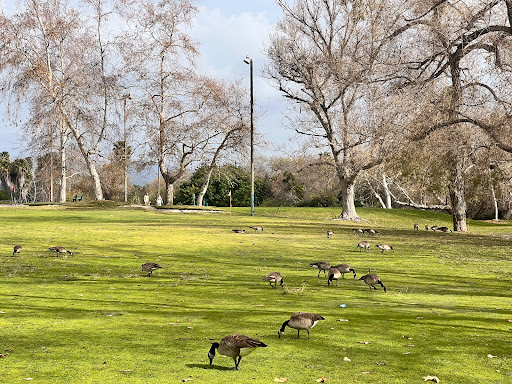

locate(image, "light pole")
(243, 56), (255, 216)
(122, 94), (131, 203)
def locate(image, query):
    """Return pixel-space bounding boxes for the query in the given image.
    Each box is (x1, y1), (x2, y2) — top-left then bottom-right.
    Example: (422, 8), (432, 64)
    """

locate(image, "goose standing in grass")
(263, 272), (283, 288)
(278, 312), (325, 339)
(13, 245), (22, 256)
(414, 223), (419, 230)
(327, 267), (341, 286)
(425, 225), (430, 231)
(359, 273), (386, 292)
(249, 225), (264, 233)
(141, 262), (162, 277)
(431, 225), (438, 231)
(352, 228), (364, 235)
(309, 261), (331, 277)
(438, 226), (453, 233)
(327, 230), (334, 238)
(232, 229), (245, 234)
(334, 263), (356, 279)
(48, 246), (73, 256)
(375, 244), (394, 253)
(356, 241), (370, 252)
(208, 334), (267, 370)
(363, 228), (379, 236)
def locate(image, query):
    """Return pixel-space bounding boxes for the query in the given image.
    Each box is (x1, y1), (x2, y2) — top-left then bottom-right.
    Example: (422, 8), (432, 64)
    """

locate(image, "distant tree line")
(1, 0), (512, 228)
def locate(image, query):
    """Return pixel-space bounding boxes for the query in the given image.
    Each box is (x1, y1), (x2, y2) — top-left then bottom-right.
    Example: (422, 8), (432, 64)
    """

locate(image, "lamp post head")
(243, 56), (252, 65)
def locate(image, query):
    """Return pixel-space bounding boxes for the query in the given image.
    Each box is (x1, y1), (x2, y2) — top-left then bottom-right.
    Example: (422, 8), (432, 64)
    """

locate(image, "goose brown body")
(263, 272), (283, 288)
(375, 244), (394, 253)
(49, 246), (73, 256)
(249, 225), (264, 233)
(334, 263), (356, 279)
(438, 226), (453, 233)
(357, 241), (370, 252)
(13, 245), (22, 256)
(309, 261), (331, 277)
(208, 334), (267, 370)
(232, 229), (245, 234)
(327, 230), (334, 238)
(278, 312), (325, 339)
(141, 262), (162, 277)
(327, 267), (341, 286)
(359, 273), (386, 292)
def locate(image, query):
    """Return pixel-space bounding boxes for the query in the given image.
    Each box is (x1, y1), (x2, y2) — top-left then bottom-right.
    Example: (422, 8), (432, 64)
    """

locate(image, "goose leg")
(307, 329), (310, 339)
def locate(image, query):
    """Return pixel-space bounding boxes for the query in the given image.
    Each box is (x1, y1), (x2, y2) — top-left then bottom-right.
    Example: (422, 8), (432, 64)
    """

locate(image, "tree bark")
(449, 155), (467, 232)
(197, 168), (213, 207)
(165, 182), (174, 206)
(58, 119), (67, 203)
(338, 178), (359, 220)
(382, 173), (392, 209)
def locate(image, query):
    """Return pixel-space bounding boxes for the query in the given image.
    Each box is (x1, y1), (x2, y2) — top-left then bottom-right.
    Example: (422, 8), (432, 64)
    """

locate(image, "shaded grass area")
(0, 206), (511, 383)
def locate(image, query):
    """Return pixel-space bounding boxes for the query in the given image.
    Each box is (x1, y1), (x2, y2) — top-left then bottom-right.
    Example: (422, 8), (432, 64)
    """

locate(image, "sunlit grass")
(0, 205), (511, 383)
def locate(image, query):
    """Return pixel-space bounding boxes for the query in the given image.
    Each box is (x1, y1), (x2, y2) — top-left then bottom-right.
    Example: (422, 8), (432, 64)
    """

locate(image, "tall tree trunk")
(338, 178), (358, 220)
(491, 183), (499, 221)
(449, 155), (467, 232)
(166, 182), (174, 206)
(382, 173), (392, 209)
(197, 168), (213, 207)
(58, 120), (67, 203)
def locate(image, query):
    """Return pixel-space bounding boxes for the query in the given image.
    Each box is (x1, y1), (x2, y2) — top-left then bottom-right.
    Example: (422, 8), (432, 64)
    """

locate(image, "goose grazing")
(352, 228), (363, 235)
(414, 223), (419, 230)
(208, 334), (267, 370)
(48, 246), (73, 256)
(359, 273), (386, 292)
(327, 230), (334, 238)
(334, 263), (356, 279)
(309, 261), (331, 277)
(438, 226), (453, 233)
(425, 225), (430, 231)
(232, 229), (246, 234)
(356, 241), (370, 252)
(278, 312), (325, 339)
(249, 225), (264, 233)
(141, 262), (162, 277)
(13, 245), (22, 256)
(327, 267), (341, 286)
(363, 228), (379, 236)
(263, 272), (283, 288)
(375, 244), (394, 253)
(431, 225), (438, 232)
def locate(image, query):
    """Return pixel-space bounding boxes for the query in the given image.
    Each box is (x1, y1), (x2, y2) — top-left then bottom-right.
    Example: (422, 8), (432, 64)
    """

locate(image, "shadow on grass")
(186, 363), (233, 371)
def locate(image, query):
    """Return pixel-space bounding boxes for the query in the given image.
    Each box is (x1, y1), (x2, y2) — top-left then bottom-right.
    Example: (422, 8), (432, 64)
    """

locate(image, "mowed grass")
(0, 204), (511, 383)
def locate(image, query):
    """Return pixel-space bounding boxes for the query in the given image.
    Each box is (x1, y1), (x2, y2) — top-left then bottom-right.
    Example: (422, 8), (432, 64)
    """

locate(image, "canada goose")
(375, 244), (394, 253)
(48, 246), (73, 256)
(363, 228), (379, 236)
(333, 263), (356, 279)
(309, 261), (331, 277)
(249, 225), (264, 233)
(356, 241), (370, 252)
(414, 223), (419, 230)
(327, 230), (334, 238)
(327, 267), (341, 286)
(438, 226), (453, 233)
(208, 334), (267, 370)
(431, 225), (438, 232)
(232, 229), (246, 234)
(263, 272), (283, 288)
(425, 225), (430, 231)
(278, 312), (325, 339)
(359, 273), (386, 292)
(141, 262), (162, 277)
(13, 245), (22, 256)
(352, 228), (364, 234)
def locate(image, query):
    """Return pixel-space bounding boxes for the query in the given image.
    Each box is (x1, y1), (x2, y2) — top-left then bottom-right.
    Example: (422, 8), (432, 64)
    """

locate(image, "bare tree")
(388, 0), (512, 230)
(265, 0), (408, 219)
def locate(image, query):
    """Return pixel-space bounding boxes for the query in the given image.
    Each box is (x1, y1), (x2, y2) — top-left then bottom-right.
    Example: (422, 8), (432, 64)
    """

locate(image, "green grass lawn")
(0, 204), (511, 383)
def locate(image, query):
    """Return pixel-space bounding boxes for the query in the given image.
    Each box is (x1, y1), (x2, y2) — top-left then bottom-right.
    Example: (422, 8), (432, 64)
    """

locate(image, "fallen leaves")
(359, 341), (370, 344)
(0, 354), (8, 358)
(376, 362), (387, 366)
(423, 375), (440, 383)
(343, 357), (351, 362)
(336, 319), (349, 322)
(181, 379), (193, 383)
(315, 378), (327, 383)
(487, 354), (497, 358)
(273, 378), (288, 383)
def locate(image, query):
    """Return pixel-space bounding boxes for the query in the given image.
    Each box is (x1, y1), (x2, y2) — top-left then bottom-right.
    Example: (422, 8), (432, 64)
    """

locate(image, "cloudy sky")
(0, 0), (293, 158)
